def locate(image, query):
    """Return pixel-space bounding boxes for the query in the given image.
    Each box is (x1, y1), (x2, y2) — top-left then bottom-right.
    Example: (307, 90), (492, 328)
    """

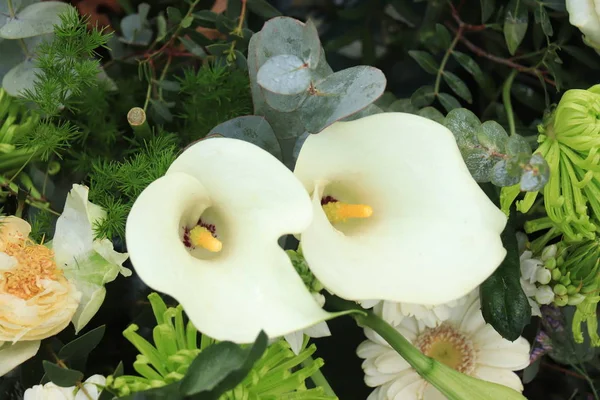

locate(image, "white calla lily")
(294, 113), (507, 305)
(566, 0), (600, 53)
(52, 184), (131, 333)
(126, 137), (332, 343)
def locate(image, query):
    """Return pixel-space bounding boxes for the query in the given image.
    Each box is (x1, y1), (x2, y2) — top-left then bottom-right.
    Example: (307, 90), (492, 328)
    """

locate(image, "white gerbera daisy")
(357, 291), (530, 400)
(373, 296), (467, 328)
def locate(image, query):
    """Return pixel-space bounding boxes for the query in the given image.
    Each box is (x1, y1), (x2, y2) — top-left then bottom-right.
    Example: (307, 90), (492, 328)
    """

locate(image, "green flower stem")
(325, 295), (526, 400)
(434, 25), (464, 95)
(302, 356), (337, 398)
(503, 70), (518, 137)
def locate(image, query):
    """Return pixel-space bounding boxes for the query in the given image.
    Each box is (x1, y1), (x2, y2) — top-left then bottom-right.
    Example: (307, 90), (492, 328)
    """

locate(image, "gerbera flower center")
(321, 196), (373, 223)
(1, 241), (60, 300)
(415, 323), (476, 374)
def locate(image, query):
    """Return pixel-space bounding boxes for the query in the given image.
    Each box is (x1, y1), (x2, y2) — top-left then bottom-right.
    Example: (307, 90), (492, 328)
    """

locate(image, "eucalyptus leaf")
(417, 107), (445, 124)
(504, 0), (529, 55)
(410, 85), (435, 108)
(2, 59), (39, 97)
(0, 0), (37, 28)
(443, 108), (481, 148)
(463, 147), (499, 182)
(264, 90), (308, 112)
(58, 326), (106, 361)
(120, 11), (153, 46)
(0, 1), (71, 39)
(256, 17), (304, 65)
(506, 134), (532, 156)
(520, 153), (550, 191)
(0, 38), (25, 83)
(257, 54), (311, 95)
(443, 71), (472, 103)
(408, 50), (439, 75)
(491, 160), (521, 187)
(157, 80), (181, 92)
(209, 116), (282, 160)
(42, 361), (83, 388)
(480, 214), (532, 341)
(300, 66), (386, 133)
(437, 92), (461, 112)
(388, 98), (418, 113)
(302, 19), (321, 68)
(479, 121), (509, 154)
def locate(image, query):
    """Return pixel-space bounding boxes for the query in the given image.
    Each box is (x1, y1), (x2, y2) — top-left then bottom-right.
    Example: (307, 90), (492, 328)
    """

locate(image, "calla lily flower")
(126, 137), (331, 343)
(294, 113), (507, 305)
(566, 0), (600, 53)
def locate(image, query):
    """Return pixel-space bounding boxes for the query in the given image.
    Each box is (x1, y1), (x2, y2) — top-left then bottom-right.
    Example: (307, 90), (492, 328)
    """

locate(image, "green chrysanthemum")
(502, 85), (600, 244)
(106, 293), (336, 399)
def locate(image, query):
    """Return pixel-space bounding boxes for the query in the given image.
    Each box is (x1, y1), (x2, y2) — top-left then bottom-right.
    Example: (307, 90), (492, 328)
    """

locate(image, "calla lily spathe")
(294, 113), (508, 305)
(126, 137), (331, 343)
(566, 0), (600, 53)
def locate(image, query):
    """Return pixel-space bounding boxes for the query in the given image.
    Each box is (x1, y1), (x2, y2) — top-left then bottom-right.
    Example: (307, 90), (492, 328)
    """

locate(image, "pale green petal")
(0, 340), (40, 376)
(70, 284), (106, 334)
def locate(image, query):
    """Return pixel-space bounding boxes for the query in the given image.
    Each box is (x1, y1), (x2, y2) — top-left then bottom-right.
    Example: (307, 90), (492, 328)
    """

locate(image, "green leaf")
(180, 331), (268, 396)
(58, 325), (106, 361)
(193, 10), (218, 25)
(2, 59), (39, 97)
(520, 153), (549, 191)
(302, 19), (321, 69)
(478, 121), (509, 154)
(208, 116), (282, 160)
(181, 15), (194, 29)
(300, 66), (386, 133)
(0, 1), (72, 39)
(480, 0), (495, 22)
(534, 5), (553, 37)
(410, 85), (435, 108)
(179, 37), (206, 57)
(156, 12), (167, 42)
(388, 98), (418, 113)
(443, 108), (481, 148)
(511, 82), (546, 112)
(167, 6), (182, 24)
(545, 306), (596, 365)
(408, 50), (439, 75)
(463, 147), (499, 182)
(257, 54), (311, 95)
(42, 361), (84, 387)
(506, 134), (531, 156)
(149, 99), (173, 122)
(504, 0), (529, 55)
(437, 92), (461, 112)
(120, 382), (183, 400)
(247, 0), (282, 19)
(540, 0), (566, 12)
(418, 107), (445, 124)
(443, 71), (472, 103)
(480, 214), (532, 341)
(452, 51), (485, 85)
(435, 24), (452, 49)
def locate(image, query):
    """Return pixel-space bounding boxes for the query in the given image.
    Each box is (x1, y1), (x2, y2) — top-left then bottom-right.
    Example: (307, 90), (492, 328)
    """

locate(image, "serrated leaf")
(408, 50), (439, 75)
(410, 85), (435, 108)
(491, 160), (521, 187)
(0, 1), (71, 39)
(302, 19), (321, 69)
(435, 24), (452, 49)
(504, 0), (529, 55)
(443, 71), (472, 103)
(180, 331), (268, 396)
(42, 361), (83, 388)
(443, 108), (481, 148)
(300, 66), (386, 133)
(58, 325), (105, 361)
(388, 98), (418, 113)
(480, 0), (495, 22)
(417, 107), (445, 124)
(257, 54), (311, 95)
(209, 116), (282, 160)
(520, 153), (550, 191)
(437, 92), (461, 112)
(534, 6), (553, 37)
(480, 214), (532, 341)
(479, 120), (509, 154)
(179, 37), (206, 57)
(452, 51), (485, 85)
(247, 0), (282, 18)
(2, 59), (39, 97)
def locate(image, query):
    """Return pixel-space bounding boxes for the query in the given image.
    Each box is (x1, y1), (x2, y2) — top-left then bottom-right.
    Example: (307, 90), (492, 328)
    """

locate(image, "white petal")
(387, 372), (423, 400)
(476, 337), (530, 370)
(75, 375), (106, 400)
(357, 340), (388, 359)
(304, 321), (331, 338)
(284, 331), (304, 355)
(567, 0), (600, 49)
(473, 366), (524, 392)
(0, 340), (40, 376)
(422, 384), (450, 400)
(295, 113), (507, 305)
(126, 138), (331, 343)
(374, 351), (411, 374)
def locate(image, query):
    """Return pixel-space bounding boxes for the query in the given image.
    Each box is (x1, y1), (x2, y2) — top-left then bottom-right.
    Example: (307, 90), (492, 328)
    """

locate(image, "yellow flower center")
(1, 241), (60, 300)
(322, 199), (373, 223)
(189, 226), (222, 253)
(415, 323), (475, 374)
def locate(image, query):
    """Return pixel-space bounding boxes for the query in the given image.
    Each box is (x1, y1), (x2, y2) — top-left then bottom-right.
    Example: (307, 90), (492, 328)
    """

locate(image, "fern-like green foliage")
(15, 119), (78, 161)
(23, 8), (112, 116)
(177, 65), (252, 144)
(88, 133), (178, 239)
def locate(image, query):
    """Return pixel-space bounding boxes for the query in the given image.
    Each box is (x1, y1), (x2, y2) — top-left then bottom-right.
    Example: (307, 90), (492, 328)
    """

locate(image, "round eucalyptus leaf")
(257, 54), (311, 95)
(2, 59), (40, 97)
(302, 19), (321, 68)
(120, 14), (153, 46)
(490, 160), (520, 187)
(0, 0), (37, 29)
(0, 2), (72, 39)
(264, 90), (308, 112)
(255, 17), (304, 66)
(478, 120), (509, 154)
(208, 116), (282, 160)
(0, 38), (25, 83)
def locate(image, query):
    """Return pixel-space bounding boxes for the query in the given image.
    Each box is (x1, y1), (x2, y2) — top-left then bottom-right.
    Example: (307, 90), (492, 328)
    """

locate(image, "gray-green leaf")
(209, 116), (282, 160)
(418, 107), (445, 124)
(438, 92), (461, 112)
(479, 120), (509, 154)
(491, 160), (520, 187)
(443, 71), (472, 103)
(0, 1), (72, 39)
(408, 50), (439, 75)
(302, 19), (321, 68)
(411, 85), (435, 108)
(504, 0), (529, 55)
(443, 108), (482, 148)
(2, 59), (39, 97)
(257, 54), (311, 95)
(520, 153), (550, 191)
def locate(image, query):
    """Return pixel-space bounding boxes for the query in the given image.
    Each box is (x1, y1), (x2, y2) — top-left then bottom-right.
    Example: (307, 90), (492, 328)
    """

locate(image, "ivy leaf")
(42, 361), (83, 388)
(443, 71), (472, 103)
(480, 0), (495, 22)
(504, 0), (529, 55)
(410, 85), (435, 108)
(480, 213), (532, 341)
(534, 5), (553, 37)
(437, 92), (461, 113)
(0, 1), (71, 39)
(257, 54), (311, 95)
(408, 50), (439, 75)
(58, 325), (106, 361)
(209, 116), (282, 160)
(179, 331), (268, 396)
(452, 51), (485, 86)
